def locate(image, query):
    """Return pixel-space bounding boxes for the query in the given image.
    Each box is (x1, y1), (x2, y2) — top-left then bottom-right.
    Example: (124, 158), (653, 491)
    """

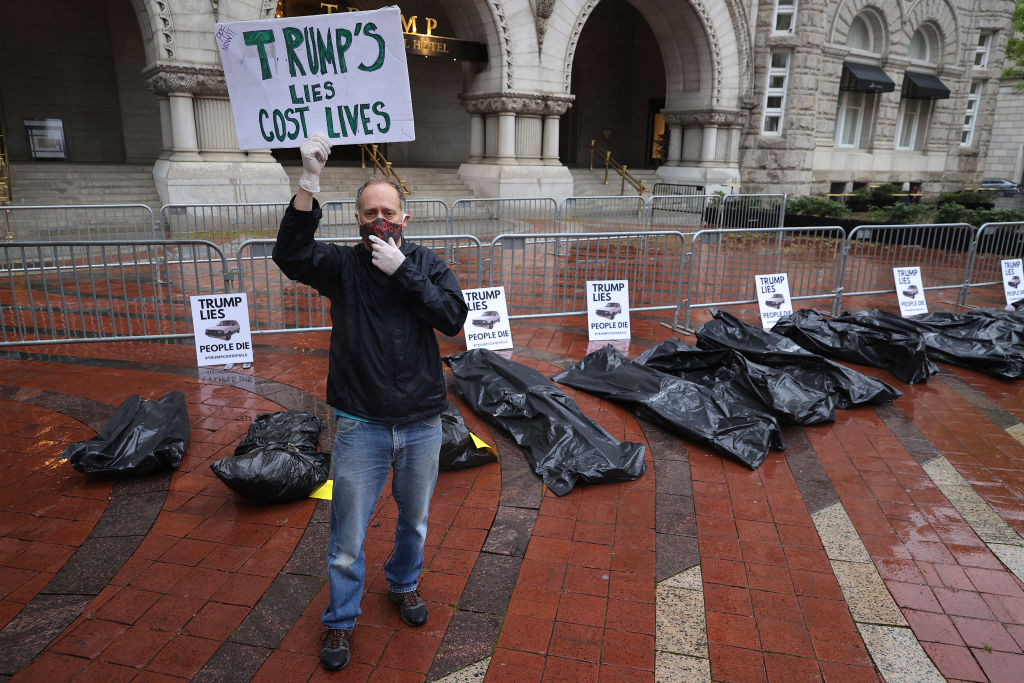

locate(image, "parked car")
(471, 310), (501, 329)
(902, 285), (919, 299)
(981, 178), (1021, 197)
(205, 319), (240, 340)
(764, 293), (786, 309)
(1009, 275), (1022, 289)
(596, 302), (622, 319)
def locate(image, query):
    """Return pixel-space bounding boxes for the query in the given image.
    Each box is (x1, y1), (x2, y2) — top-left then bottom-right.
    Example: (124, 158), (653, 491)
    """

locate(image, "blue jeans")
(321, 413), (441, 630)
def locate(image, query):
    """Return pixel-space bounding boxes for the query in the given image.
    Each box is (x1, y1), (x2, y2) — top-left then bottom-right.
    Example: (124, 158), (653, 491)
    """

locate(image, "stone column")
(144, 65), (289, 204)
(168, 92), (202, 161)
(469, 114), (485, 162)
(699, 124), (718, 163)
(194, 97), (245, 162)
(515, 115), (543, 162)
(496, 112), (516, 164)
(542, 98), (572, 166)
(157, 96), (173, 160)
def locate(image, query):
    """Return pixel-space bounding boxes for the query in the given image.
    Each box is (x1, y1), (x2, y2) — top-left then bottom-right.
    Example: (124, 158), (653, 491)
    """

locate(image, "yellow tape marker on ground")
(310, 480), (333, 500)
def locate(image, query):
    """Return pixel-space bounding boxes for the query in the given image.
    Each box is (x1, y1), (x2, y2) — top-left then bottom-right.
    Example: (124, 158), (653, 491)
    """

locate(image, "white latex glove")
(368, 235), (406, 275)
(298, 134), (331, 193)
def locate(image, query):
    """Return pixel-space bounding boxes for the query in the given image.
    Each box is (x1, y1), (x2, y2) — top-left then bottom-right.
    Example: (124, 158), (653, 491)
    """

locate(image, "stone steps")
(568, 166), (660, 197)
(9, 163), (162, 209)
(281, 164), (476, 204)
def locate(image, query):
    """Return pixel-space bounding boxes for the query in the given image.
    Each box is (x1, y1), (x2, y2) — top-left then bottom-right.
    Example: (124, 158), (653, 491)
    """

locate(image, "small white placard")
(1002, 258), (1024, 306)
(462, 287), (513, 350)
(586, 280), (631, 341)
(215, 7), (414, 150)
(755, 272), (794, 330)
(893, 266), (928, 316)
(190, 294), (254, 366)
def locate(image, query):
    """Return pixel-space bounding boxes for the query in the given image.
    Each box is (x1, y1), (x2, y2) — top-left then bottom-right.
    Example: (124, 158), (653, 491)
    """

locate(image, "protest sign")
(755, 272), (794, 330)
(586, 280), (631, 341)
(462, 287), (513, 350)
(215, 7), (414, 150)
(1002, 258), (1023, 306)
(191, 294), (254, 366)
(893, 266), (928, 316)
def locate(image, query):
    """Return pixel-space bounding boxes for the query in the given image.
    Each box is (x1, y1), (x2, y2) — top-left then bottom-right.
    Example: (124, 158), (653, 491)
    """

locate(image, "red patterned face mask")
(359, 216), (405, 248)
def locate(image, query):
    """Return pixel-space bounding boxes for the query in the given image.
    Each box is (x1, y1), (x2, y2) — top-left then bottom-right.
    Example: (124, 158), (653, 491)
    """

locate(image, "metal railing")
(1, 240), (227, 345)
(684, 227), (846, 329)
(2, 199), (1021, 347)
(558, 196), (646, 233)
(485, 231), (687, 323)
(360, 143), (410, 195)
(652, 182), (704, 196)
(959, 221), (1024, 305)
(839, 224), (977, 312)
(449, 197), (559, 242)
(588, 140), (648, 195)
(1, 204), (159, 242)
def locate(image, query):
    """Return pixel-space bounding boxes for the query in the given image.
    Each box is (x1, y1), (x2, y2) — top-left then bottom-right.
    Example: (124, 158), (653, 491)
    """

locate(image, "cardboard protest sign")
(586, 280), (631, 341)
(1002, 258), (1024, 305)
(893, 266), (928, 316)
(755, 273), (794, 330)
(191, 294), (254, 366)
(462, 287), (513, 350)
(215, 7), (414, 150)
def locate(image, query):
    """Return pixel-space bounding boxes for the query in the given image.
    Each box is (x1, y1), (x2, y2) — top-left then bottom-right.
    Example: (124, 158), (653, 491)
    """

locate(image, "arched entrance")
(559, 0), (665, 169)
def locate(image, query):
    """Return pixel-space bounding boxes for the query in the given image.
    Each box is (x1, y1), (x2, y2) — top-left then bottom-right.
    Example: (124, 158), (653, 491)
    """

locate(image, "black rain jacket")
(273, 200), (469, 423)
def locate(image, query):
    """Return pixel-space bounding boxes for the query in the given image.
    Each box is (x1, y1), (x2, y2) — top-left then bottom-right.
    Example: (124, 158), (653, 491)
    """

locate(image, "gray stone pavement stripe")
(923, 456), (1024, 582)
(811, 502), (943, 683)
(939, 372), (1020, 430)
(656, 566), (710, 682)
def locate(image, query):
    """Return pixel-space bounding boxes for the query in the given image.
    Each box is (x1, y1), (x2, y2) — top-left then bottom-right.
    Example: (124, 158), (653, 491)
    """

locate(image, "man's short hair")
(355, 174), (407, 214)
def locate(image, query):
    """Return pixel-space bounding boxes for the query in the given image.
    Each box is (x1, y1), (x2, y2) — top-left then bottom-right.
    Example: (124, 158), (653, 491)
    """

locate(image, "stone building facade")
(0, 0), (1015, 203)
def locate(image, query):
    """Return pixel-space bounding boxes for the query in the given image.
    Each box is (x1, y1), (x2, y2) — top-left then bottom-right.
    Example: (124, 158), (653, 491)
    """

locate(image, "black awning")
(902, 70), (951, 99)
(841, 61), (896, 93)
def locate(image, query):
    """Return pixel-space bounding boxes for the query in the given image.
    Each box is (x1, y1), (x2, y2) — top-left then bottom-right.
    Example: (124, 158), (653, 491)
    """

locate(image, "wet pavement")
(1, 288), (1024, 682)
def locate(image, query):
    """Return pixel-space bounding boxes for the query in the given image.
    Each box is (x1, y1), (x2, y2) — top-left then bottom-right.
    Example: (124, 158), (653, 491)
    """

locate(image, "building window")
(835, 91), (867, 147)
(895, 98), (928, 150)
(762, 51), (790, 134)
(773, 0), (797, 33)
(961, 80), (982, 145)
(909, 25), (940, 65)
(974, 32), (992, 68)
(847, 16), (874, 52)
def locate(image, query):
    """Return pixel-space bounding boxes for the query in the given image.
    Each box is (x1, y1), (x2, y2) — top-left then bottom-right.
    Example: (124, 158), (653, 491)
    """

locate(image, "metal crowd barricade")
(0, 204), (159, 241)
(0, 240), (228, 345)
(959, 221), (1024, 306)
(644, 194), (716, 231)
(557, 195), (646, 233)
(652, 182), (704, 196)
(711, 194), (786, 229)
(839, 223), (976, 313)
(485, 231), (688, 324)
(160, 202), (287, 253)
(449, 197), (559, 242)
(235, 234), (482, 334)
(684, 226), (846, 329)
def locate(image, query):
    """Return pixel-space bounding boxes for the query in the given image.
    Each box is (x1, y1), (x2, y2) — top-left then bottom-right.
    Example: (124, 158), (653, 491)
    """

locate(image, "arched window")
(846, 16), (873, 52)
(909, 25), (940, 64)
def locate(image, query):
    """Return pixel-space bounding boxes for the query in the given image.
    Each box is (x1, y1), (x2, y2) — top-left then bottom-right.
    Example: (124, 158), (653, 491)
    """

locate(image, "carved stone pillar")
(167, 93), (202, 161)
(143, 64), (289, 204)
(469, 114), (485, 162)
(700, 125), (718, 163)
(157, 96), (173, 160)
(458, 92), (576, 198)
(656, 110), (743, 193)
(542, 98), (572, 166)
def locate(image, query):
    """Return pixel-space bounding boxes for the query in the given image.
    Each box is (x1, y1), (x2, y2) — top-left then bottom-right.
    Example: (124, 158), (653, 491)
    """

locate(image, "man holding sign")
(273, 136), (468, 671)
